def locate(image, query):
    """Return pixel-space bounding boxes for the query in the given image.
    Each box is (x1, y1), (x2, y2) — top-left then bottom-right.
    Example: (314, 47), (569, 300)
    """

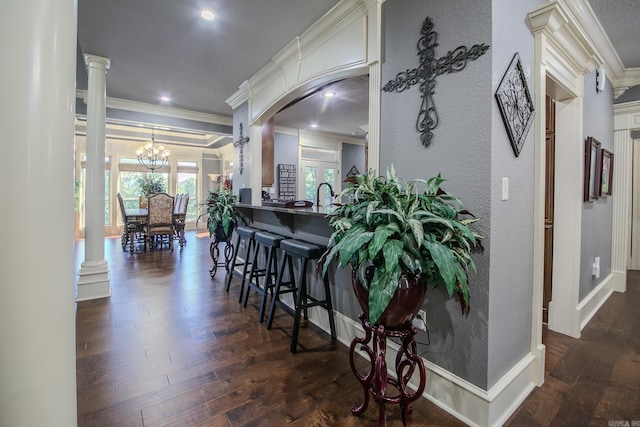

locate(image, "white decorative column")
(0, 0), (78, 425)
(612, 100), (640, 288)
(368, 61), (381, 173)
(366, 0), (383, 173)
(77, 54), (111, 300)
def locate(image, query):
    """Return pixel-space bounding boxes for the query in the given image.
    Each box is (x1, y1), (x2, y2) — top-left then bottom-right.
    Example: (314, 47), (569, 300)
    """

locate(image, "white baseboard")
(308, 309), (541, 427)
(577, 273), (614, 331)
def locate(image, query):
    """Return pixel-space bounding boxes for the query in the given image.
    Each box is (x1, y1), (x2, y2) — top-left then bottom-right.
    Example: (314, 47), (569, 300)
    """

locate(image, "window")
(298, 146), (340, 204)
(300, 161), (339, 204)
(176, 161), (198, 221)
(117, 157), (169, 225)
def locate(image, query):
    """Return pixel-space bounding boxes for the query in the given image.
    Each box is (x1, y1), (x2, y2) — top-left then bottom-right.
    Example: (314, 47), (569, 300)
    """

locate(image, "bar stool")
(266, 239), (337, 353)
(225, 225), (258, 302)
(243, 231), (284, 322)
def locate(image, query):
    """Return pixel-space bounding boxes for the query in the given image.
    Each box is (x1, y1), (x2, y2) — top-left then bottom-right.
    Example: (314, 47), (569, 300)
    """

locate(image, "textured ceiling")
(77, 0), (341, 117)
(588, 0), (640, 68)
(77, 1), (639, 139)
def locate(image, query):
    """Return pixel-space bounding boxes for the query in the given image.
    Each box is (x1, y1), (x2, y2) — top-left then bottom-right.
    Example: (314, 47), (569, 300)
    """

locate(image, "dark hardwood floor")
(75, 232), (465, 426)
(505, 271), (640, 427)
(75, 232), (640, 426)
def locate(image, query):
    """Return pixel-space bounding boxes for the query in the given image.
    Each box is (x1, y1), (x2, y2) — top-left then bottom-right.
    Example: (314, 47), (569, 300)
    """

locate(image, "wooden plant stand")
(349, 313), (427, 427)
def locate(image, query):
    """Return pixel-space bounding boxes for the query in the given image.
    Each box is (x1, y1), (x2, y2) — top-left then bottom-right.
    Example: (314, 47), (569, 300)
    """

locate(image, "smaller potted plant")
(137, 174), (167, 208)
(197, 187), (240, 242)
(319, 165), (483, 327)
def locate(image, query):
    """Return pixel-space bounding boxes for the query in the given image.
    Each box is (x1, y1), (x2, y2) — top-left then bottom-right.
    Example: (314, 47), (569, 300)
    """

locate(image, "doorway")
(299, 160), (340, 204)
(543, 95), (556, 324)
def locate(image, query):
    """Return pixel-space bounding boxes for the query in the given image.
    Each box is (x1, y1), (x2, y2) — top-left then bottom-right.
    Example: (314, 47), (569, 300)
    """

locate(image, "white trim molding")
(225, 0), (373, 126)
(310, 310), (537, 427)
(577, 273), (615, 330)
(615, 101), (640, 273)
(76, 90), (232, 126)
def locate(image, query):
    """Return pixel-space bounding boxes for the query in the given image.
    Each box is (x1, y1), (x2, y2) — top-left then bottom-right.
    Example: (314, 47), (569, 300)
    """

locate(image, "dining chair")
(117, 192), (145, 253)
(173, 193), (189, 247)
(146, 192), (175, 250)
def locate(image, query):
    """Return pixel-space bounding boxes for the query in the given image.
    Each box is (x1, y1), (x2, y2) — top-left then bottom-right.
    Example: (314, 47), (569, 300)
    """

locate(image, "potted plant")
(319, 165), (482, 327)
(197, 187), (240, 241)
(137, 174), (167, 208)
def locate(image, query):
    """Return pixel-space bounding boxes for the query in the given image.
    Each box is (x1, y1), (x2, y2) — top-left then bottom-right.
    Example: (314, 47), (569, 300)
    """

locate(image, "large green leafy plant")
(197, 187), (239, 237)
(320, 166), (482, 324)
(137, 174), (167, 197)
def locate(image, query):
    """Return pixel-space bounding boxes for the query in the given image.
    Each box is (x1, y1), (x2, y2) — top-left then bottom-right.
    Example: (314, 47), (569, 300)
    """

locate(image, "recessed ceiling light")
(323, 91), (336, 98)
(310, 123), (318, 129)
(160, 96), (171, 103)
(200, 8), (215, 21)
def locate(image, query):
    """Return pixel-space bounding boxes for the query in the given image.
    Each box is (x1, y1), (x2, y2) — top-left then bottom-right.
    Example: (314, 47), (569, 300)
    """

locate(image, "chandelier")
(136, 129), (170, 172)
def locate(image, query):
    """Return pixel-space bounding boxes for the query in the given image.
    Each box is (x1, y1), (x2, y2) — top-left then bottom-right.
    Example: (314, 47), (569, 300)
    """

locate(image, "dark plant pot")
(213, 222), (235, 243)
(352, 267), (427, 329)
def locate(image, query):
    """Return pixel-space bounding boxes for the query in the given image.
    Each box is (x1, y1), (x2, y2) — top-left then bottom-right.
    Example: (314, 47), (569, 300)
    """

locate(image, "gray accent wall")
(341, 142), (365, 180)
(580, 69), (614, 300)
(487, 0), (544, 389)
(380, 0), (544, 390)
(232, 103), (250, 194)
(381, 0), (493, 389)
(273, 132), (300, 198)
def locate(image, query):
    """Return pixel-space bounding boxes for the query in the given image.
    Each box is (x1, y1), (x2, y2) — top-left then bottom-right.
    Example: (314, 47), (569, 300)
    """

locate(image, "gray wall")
(381, 0), (493, 389)
(580, 69), (614, 300)
(486, 0), (544, 389)
(342, 142), (365, 180)
(232, 103), (250, 194)
(380, 0), (544, 390)
(273, 132), (300, 198)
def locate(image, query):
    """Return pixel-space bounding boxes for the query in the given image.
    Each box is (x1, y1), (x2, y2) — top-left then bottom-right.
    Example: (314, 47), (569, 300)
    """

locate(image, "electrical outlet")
(412, 310), (427, 331)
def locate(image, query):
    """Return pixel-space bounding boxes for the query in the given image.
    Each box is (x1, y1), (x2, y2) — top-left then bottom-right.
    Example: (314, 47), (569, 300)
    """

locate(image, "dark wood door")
(543, 95), (555, 323)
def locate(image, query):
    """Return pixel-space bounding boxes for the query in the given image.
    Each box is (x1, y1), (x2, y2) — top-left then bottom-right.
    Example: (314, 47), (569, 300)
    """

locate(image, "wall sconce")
(596, 66), (605, 93)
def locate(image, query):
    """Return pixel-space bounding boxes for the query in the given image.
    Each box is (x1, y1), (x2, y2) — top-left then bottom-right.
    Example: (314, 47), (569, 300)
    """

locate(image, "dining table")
(123, 208), (187, 252)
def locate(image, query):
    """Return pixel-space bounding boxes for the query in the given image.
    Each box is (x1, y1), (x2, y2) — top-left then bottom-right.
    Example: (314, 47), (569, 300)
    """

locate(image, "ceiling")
(76, 0), (639, 140)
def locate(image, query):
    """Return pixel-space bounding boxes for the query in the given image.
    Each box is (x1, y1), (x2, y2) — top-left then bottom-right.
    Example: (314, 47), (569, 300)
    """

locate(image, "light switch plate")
(502, 177), (509, 201)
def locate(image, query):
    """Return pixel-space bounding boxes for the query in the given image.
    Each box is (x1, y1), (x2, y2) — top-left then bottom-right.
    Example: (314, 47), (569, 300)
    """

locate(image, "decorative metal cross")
(382, 17), (489, 147)
(234, 123), (250, 175)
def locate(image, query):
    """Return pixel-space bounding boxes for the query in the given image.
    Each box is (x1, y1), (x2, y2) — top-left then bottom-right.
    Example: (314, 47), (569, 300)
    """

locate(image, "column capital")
(84, 53), (111, 71)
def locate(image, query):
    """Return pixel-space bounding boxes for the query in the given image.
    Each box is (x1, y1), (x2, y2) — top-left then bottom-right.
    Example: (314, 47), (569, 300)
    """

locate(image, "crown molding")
(548, 0), (638, 98)
(225, 0), (367, 110)
(76, 90), (232, 126)
(615, 68), (640, 98)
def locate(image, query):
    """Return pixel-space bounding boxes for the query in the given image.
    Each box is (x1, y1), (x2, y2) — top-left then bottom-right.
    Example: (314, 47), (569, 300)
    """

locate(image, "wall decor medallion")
(495, 53), (535, 157)
(382, 16), (490, 147)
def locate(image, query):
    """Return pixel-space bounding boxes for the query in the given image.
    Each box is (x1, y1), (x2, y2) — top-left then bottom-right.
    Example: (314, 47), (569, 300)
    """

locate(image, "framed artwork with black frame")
(584, 136), (601, 202)
(600, 149), (614, 197)
(495, 52), (535, 157)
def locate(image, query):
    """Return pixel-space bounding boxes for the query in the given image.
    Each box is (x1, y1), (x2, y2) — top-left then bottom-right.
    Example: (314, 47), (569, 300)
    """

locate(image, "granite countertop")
(236, 203), (336, 217)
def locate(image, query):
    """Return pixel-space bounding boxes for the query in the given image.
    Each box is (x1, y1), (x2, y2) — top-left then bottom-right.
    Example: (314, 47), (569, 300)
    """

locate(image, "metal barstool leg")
(237, 237), (254, 303)
(243, 242), (263, 306)
(267, 253), (289, 330)
(225, 233), (241, 292)
(291, 258), (309, 353)
(257, 246), (277, 323)
(323, 274), (337, 339)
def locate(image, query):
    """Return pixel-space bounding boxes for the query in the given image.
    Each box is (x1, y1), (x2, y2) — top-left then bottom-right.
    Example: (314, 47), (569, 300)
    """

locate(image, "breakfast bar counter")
(235, 203), (335, 246)
(232, 202), (360, 332)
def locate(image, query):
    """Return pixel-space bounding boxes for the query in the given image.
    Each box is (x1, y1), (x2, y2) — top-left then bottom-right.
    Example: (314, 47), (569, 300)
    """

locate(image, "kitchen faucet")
(316, 182), (336, 208)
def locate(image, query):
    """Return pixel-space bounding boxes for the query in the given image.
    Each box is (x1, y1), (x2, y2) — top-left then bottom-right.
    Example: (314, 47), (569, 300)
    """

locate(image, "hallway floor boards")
(75, 232), (640, 426)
